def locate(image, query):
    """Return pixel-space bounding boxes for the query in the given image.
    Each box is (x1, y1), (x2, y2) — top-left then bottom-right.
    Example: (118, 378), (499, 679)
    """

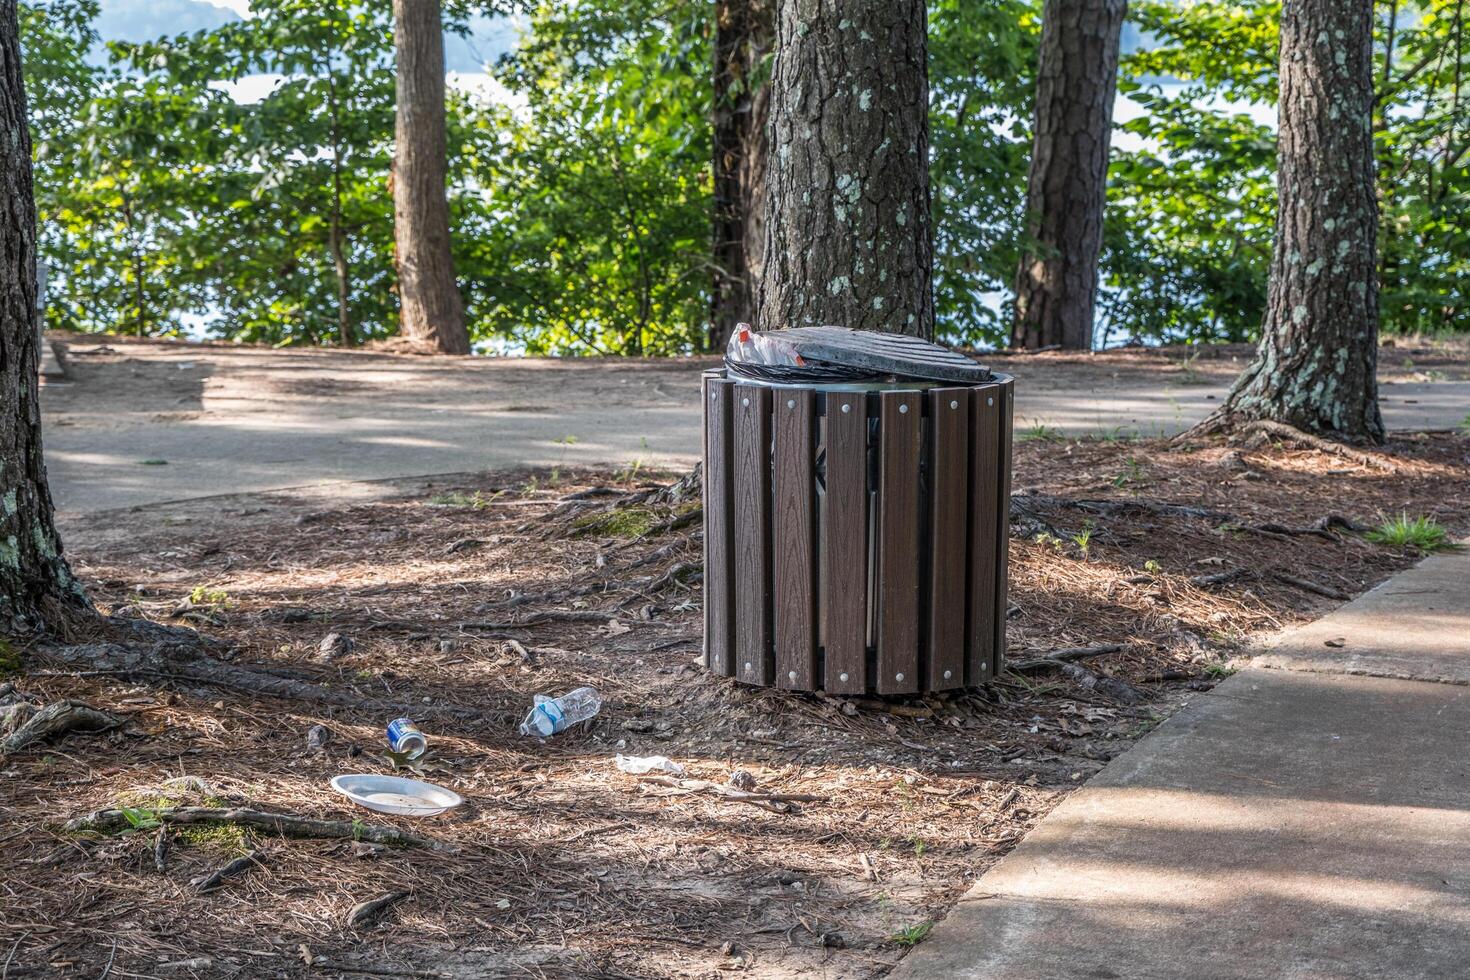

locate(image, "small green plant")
(1071, 520), (1095, 556)
(1032, 532), (1066, 552)
(616, 457), (646, 483)
(138, 458), (168, 466)
(1144, 559), (1162, 575)
(118, 805), (162, 832)
(890, 922), (932, 947)
(551, 434), (579, 446)
(426, 490), (499, 510)
(908, 835), (927, 857)
(189, 586), (229, 608)
(1177, 350), (1206, 384)
(1366, 513), (1452, 552)
(1112, 456), (1146, 488)
(1203, 663), (1236, 678)
(352, 818), (367, 842)
(1019, 422), (1063, 443)
(1458, 413), (1470, 435)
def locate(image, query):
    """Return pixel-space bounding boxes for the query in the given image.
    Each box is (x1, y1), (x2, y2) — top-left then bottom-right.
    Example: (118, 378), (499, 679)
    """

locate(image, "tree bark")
(755, 0), (934, 338)
(391, 0), (469, 355)
(0, 0), (89, 633)
(1204, 0), (1384, 443)
(709, 0), (772, 350)
(1011, 0), (1126, 351)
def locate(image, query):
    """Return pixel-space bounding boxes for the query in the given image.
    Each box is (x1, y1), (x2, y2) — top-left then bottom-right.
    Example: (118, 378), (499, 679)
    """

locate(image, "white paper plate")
(330, 773), (464, 817)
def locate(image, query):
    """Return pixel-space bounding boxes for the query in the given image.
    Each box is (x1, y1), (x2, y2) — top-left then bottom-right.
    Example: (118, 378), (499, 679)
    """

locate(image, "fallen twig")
(192, 851), (265, 893)
(1190, 568), (1251, 587)
(636, 775), (827, 814)
(62, 807), (458, 853)
(346, 890), (412, 929)
(1271, 572), (1350, 601)
(1006, 644), (1124, 672)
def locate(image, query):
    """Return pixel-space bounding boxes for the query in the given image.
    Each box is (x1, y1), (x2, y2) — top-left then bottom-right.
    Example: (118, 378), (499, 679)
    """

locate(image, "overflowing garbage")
(724, 323), (991, 385)
(520, 686), (603, 737)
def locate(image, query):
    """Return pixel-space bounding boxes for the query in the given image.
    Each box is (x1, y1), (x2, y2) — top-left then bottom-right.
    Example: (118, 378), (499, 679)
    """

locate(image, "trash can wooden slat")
(703, 368), (1013, 694)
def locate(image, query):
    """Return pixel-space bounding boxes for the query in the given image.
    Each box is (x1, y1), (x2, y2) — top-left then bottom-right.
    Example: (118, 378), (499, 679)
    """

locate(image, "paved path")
(892, 546), (1470, 979)
(38, 335), (1470, 515)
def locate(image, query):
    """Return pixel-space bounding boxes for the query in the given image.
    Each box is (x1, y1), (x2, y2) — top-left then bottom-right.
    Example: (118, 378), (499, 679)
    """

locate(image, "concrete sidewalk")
(893, 547), (1470, 980)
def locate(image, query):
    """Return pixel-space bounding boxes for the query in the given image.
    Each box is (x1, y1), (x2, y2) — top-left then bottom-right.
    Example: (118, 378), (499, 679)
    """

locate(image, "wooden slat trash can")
(702, 369), (1014, 695)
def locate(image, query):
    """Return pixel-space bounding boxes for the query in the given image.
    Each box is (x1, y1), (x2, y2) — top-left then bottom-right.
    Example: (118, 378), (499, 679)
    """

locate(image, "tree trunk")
(1205, 0), (1384, 443)
(755, 0), (934, 339)
(0, 0), (88, 633)
(391, 0), (469, 355)
(709, 0), (772, 350)
(1011, 0), (1126, 351)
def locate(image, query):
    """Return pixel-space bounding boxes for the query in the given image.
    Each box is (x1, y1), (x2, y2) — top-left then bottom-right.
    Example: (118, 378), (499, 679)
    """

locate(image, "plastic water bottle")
(520, 687), (602, 737)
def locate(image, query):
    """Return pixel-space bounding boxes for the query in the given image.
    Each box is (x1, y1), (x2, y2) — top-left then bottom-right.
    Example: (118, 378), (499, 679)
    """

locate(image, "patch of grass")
(1203, 663), (1236, 678)
(1071, 520), (1095, 556)
(1366, 513), (1452, 552)
(1019, 422), (1063, 443)
(138, 458), (168, 466)
(889, 922), (932, 947)
(572, 506), (658, 539)
(1458, 413), (1470, 435)
(1143, 559), (1162, 575)
(551, 434), (579, 446)
(426, 490), (500, 510)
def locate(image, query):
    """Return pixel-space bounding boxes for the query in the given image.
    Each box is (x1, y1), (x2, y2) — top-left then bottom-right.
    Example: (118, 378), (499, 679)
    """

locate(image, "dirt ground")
(2, 425), (1467, 978)
(39, 332), (1470, 513)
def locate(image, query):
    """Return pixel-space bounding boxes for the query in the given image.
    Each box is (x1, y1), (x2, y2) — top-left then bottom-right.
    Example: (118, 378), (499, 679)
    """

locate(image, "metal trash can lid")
(773, 326), (991, 384)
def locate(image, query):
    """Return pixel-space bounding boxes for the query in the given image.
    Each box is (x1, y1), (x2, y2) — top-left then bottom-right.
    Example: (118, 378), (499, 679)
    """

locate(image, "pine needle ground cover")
(3, 431), (1467, 978)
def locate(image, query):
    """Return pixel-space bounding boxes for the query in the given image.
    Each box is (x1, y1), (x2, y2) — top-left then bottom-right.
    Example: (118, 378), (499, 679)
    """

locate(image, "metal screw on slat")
(742, 397), (749, 407)
(841, 404), (851, 414)
(839, 672), (850, 682)
(987, 397), (994, 406)
(710, 392), (716, 400)
(943, 669), (953, 680)
(899, 404), (908, 414)
(895, 672), (905, 682)
(950, 400), (958, 409)
(788, 671), (797, 682)
(744, 662), (752, 672)
(787, 399), (795, 409)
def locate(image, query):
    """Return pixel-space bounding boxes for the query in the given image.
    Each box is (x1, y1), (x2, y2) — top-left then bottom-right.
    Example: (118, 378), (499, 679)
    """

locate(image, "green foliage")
(19, 0), (1470, 351)
(928, 0), (1039, 344)
(458, 0), (713, 354)
(1366, 513), (1453, 551)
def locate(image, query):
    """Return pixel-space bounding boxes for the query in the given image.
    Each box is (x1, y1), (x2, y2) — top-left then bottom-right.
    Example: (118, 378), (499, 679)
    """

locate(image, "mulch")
(1, 428), (1466, 979)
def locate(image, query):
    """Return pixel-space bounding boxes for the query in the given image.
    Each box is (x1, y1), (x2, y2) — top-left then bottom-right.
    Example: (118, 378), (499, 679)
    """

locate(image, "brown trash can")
(701, 369), (1013, 695)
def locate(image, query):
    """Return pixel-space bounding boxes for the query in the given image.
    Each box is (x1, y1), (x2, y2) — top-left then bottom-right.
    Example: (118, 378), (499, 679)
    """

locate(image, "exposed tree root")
(63, 806), (458, 852)
(1179, 416), (1397, 471)
(39, 617), (355, 705)
(1013, 494), (1230, 522)
(0, 699), (125, 755)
